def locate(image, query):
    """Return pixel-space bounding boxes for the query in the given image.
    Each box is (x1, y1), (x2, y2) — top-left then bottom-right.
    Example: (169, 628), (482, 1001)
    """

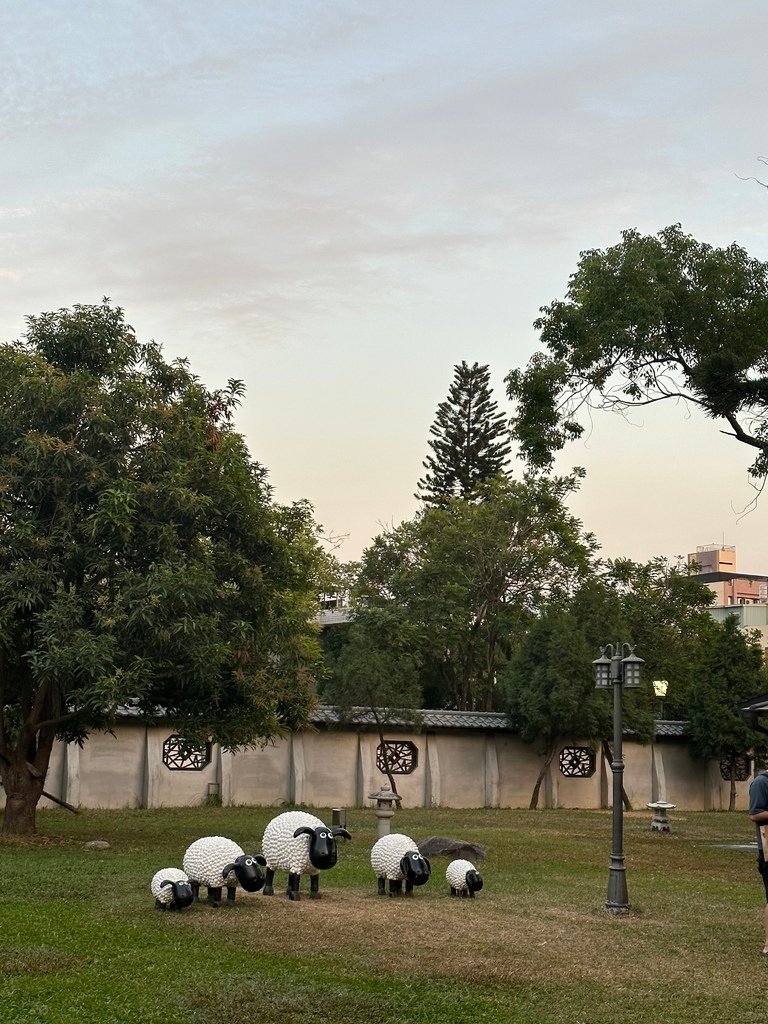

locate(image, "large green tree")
(322, 606), (423, 795)
(506, 225), (768, 477)
(416, 361), (511, 505)
(502, 557), (718, 808)
(501, 604), (612, 809)
(356, 474), (595, 712)
(687, 615), (768, 810)
(601, 556), (718, 720)
(0, 302), (323, 833)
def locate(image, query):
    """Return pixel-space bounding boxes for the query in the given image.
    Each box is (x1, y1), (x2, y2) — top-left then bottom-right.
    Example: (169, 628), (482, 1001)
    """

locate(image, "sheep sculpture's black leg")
(468, 890), (475, 899)
(377, 877), (386, 896)
(154, 899), (167, 911)
(288, 873), (301, 900)
(225, 886), (237, 906)
(207, 886), (223, 907)
(450, 887), (458, 897)
(310, 874), (320, 899)
(263, 868), (275, 896)
(190, 881), (201, 903)
(405, 880), (414, 897)
(388, 879), (402, 898)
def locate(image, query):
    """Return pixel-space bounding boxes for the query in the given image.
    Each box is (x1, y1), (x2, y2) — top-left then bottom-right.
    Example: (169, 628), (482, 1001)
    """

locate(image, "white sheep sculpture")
(261, 810), (351, 900)
(446, 858), (483, 898)
(151, 867), (194, 911)
(182, 836), (266, 907)
(371, 833), (431, 897)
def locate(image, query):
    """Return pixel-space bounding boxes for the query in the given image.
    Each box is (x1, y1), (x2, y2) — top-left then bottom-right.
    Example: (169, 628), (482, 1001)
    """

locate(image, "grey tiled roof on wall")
(312, 705), (685, 737)
(311, 706), (510, 730)
(653, 720), (688, 738)
(114, 702), (686, 738)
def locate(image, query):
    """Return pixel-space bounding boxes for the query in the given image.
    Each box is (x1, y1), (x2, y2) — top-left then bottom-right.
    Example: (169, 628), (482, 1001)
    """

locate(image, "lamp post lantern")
(652, 679), (668, 719)
(593, 642), (644, 913)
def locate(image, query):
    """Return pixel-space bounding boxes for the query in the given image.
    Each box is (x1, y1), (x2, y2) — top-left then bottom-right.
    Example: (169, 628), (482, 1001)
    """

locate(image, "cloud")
(2, 0), (768, 561)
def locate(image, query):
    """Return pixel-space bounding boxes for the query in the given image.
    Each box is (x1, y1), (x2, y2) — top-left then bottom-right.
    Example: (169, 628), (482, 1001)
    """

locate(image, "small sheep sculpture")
(371, 833), (431, 897)
(151, 867), (194, 911)
(261, 810), (351, 900)
(182, 836), (266, 907)
(446, 858), (483, 898)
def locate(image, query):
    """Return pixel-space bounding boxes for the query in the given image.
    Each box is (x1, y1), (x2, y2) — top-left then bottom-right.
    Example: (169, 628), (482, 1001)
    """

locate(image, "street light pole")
(593, 642), (644, 913)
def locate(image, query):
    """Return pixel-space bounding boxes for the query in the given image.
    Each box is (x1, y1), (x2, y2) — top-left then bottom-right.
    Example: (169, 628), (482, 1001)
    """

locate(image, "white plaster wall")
(298, 730), (359, 808)
(143, 730), (219, 807)
(76, 729), (146, 808)
(496, 734), (546, 808)
(623, 742), (654, 811)
(229, 738), (291, 806)
(429, 734), (486, 808)
(4, 722), (756, 814)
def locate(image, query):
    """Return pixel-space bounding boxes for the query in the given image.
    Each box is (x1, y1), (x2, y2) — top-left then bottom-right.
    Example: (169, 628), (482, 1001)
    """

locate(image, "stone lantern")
(368, 783), (401, 838)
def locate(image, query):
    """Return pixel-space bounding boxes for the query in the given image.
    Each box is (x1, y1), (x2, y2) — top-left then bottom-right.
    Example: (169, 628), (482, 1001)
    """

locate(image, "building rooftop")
(695, 571), (768, 584)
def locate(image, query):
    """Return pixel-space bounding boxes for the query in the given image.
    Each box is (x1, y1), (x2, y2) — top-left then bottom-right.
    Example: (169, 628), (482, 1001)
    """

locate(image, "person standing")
(748, 767), (768, 954)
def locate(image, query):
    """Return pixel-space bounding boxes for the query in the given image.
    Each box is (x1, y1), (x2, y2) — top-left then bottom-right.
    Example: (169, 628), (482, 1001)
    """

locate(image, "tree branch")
(719, 411), (767, 451)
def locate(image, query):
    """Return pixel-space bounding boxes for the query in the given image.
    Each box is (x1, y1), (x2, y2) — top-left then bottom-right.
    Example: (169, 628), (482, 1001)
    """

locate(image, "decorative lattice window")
(559, 747), (596, 778)
(376, 740), (419, 775)
(720, 754), (750, 782)
(162, 735), (212, 771)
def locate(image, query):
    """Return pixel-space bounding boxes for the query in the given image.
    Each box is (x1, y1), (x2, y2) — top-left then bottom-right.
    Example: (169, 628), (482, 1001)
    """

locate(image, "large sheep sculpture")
(446, 858), (483, 898)
(371, 833), (431, 897)
(151, 867), (194, 911)
(182, 836), (266, 907)
(261, 810), (351, 900)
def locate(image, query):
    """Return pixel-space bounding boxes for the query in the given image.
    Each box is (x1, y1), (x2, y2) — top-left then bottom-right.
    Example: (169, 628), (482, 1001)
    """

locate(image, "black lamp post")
(593, 642), (644, 912)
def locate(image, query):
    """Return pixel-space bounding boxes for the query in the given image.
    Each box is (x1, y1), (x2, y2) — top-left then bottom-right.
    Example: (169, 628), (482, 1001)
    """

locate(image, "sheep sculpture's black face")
(400, 851), (431, 886)
(161, 878), (194, 909)
(293, 825), (352, 870)
(222, 854), (267, 892)
(465, 869), (483, 893)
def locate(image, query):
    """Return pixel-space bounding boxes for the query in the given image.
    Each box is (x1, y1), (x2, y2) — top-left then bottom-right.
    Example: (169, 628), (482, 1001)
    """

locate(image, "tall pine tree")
(416, 361), (511, 505)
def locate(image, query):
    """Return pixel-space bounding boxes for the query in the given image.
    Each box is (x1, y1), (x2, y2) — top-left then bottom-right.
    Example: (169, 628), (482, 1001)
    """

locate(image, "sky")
(2, 0), (768, 570)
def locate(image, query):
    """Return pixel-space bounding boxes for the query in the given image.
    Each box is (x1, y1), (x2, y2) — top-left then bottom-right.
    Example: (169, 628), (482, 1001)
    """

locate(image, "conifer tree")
(416, 361), (511, 505)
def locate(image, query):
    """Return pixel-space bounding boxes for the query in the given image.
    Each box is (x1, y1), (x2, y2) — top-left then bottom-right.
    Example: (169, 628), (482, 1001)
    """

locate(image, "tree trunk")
(601, 741), (632, 811)
(529, 741), (557, 810)
(373, 718), (399, 797)
(729, 776), (737, 812)
(0, 757), (47, 835)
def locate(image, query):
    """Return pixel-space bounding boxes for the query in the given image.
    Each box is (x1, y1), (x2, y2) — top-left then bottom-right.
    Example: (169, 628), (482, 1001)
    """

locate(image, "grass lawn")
(0, 803), (763, 1023)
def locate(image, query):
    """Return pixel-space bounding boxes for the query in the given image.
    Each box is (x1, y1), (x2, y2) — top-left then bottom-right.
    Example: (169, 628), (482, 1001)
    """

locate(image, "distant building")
(689, 544), (768, 653)
(687, 544), (768, 605)
(316, 591), (352, 627)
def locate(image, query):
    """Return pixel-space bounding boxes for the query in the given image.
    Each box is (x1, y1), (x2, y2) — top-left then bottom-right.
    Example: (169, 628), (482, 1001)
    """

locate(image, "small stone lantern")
(647, 800), (676, 832)
(368, 783), (401, 838)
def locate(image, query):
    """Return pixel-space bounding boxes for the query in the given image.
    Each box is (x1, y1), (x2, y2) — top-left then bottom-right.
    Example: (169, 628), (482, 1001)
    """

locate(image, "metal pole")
(606, 648), (629, 911)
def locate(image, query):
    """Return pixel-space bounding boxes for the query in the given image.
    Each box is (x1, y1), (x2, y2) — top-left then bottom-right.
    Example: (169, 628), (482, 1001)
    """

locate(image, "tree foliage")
(687, 615), (768, 809)
(501, 605), (611, 808)
(0, 302), (324, 833)
(355, 474), (595, 712)
(506, 225), (768, 478)
(601, 556), (718, 721)
(416, 361), (511, 505)
(322, 606), (423, 795)
(501, 557), (719, 808)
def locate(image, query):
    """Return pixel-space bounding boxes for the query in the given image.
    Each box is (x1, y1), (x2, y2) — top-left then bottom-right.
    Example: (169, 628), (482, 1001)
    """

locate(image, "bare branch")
(733, 475), (768, 522)
(735, 173), (768, 190)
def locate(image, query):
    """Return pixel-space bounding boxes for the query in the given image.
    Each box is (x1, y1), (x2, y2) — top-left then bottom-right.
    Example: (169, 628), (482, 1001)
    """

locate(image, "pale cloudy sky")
(2, 1), (768, 569)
